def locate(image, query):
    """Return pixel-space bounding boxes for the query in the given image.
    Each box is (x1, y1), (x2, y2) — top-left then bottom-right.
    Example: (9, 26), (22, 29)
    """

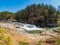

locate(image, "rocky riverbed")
(0, 22), (60, 45)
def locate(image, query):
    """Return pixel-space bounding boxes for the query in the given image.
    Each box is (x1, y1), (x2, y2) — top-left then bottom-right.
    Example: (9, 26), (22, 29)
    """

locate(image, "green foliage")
(56, 39), (60, 45)
(19, 41), (28, 45)
(0, 43), (6, 45)
(0, 11), (15, 20)
(0, 29), (4, 33)
(0, 32), (5, 40)
(53, 27), (60, 33)
(37, 40), (43, 45)
(6, 37), (12, 45)
(0, 29), (5, 40)
(26, 30), (43, 34)
(15, 4), (58, 27)
(1, 42), (5, 45)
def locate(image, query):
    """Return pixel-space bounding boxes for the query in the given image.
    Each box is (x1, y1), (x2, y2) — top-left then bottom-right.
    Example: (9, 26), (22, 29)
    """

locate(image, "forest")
(0, 3), (60, 27)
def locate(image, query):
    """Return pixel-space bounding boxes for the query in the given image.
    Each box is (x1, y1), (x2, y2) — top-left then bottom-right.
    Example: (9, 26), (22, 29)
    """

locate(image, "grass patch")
(56, 39), (60, 45)
(37, 40), (43, 45)
(0, 42), (6, 45)
(0, 28), (12, 45)
(0, 29), (4, 33)
(6, 37), (12, 45)
(52, 27), (60, 33)
(25, 30), (43, 34)
(19, 41), (28, 45)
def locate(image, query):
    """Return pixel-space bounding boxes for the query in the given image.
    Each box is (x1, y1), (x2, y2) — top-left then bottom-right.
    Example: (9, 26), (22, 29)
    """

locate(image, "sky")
(0, 0), (60, 12)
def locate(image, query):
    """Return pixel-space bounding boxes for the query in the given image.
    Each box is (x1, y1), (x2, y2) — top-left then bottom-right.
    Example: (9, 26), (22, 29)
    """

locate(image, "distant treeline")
(0, 4), (60, 27)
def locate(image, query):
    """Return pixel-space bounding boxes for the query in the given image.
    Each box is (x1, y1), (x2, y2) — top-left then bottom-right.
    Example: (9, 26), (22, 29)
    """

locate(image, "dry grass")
(0, 28), (36, 45)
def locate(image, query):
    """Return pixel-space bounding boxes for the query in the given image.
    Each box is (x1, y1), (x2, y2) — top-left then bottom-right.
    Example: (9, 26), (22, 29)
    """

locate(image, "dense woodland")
(0, 4), (60, 27)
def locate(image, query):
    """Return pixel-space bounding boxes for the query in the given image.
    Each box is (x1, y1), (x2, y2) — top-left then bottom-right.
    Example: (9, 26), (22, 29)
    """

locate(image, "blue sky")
(0, 0), (60, 12)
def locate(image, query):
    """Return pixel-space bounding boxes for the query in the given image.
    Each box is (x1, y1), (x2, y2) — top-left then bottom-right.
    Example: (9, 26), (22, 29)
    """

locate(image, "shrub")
(56, 39), (60, 45)
(0, 42), (6, 45)
(0, 29), (4, 33)
(19, 41), (28, 45)
(0, 32), (5, 40)
(6, 37), (12, 45)
(37, 40), (43, 45)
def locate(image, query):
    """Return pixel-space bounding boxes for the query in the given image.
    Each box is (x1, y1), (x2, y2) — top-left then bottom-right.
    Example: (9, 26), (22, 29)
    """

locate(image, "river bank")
(0, 22), (60, 45)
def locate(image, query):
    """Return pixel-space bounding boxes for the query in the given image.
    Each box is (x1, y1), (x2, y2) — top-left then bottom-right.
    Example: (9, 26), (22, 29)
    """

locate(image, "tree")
(0, 11), (15, 20)
(15, 4), (58, 27)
